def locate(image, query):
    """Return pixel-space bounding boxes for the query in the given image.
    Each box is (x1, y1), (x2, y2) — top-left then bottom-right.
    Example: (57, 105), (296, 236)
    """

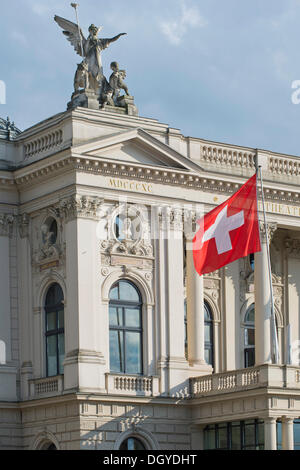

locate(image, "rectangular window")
(204, 420), (264, 450)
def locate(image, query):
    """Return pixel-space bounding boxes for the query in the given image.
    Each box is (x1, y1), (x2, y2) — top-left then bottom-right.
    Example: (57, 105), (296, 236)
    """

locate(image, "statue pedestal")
(117, 95), (138, 116)
(67, 89), (100, 111)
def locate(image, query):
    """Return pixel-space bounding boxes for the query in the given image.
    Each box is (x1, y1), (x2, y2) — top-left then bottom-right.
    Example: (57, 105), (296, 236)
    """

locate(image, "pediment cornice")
(12, 152), (300, 207)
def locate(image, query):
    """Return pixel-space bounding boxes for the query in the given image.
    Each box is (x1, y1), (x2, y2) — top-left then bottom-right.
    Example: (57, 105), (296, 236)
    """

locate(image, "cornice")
(10, 153), (300, 207)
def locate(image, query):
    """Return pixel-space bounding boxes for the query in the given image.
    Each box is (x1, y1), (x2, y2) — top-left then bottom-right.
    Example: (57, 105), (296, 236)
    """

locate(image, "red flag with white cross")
(193, 173), (261, 276)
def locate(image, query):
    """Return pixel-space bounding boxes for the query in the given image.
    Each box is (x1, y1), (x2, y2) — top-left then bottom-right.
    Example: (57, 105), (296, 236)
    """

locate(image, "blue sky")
(2, 0), (300, 156)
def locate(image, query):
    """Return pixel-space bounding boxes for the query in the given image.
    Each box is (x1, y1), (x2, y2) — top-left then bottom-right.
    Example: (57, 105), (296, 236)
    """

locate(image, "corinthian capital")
(0, 213), (14, 237)
(259, 221), (277, 244)
(59, 195), (103, 222)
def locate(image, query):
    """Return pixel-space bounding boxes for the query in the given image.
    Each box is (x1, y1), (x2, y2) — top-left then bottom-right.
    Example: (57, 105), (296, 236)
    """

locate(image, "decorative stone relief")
(259, 221), (277, 244)
(58, 195), (103, 222)
(0, 213), (14, 237)
(285, 237), (300, 258)
(100, 203), (153, 258)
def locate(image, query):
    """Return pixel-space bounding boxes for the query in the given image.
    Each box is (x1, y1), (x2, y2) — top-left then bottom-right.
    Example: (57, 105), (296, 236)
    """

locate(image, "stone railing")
(191, 364), (300, 397)
(106, 373), (160, 397)
(29, 375), (64, 398)
(198, 141), (300, 180)
(269, 155), (300, 177)
(24, 129), (63, 160)
(200, 143), (256, 171)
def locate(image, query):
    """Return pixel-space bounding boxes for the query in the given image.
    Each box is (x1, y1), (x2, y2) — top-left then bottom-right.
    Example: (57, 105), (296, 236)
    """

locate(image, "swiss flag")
(193, 173), (261, 276)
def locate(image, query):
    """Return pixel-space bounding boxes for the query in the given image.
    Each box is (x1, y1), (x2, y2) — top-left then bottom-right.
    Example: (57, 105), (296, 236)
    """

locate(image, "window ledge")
(29, 375), (64, 398)
(106, 373), (160, 397)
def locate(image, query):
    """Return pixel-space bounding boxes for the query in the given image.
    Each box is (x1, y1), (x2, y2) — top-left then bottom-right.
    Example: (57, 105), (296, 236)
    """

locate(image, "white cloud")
(160, 0), (206, 45)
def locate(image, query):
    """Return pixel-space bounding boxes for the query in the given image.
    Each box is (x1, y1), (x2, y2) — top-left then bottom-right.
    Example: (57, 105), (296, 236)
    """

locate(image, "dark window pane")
(58, 334), (65, 374)
(47, 312), (56, 331)
(245, 328), (255, 346)
(204, 428), (216, 450)
(244, 423), (255, 447)
(125, 331), (142, 374)
(231, 425), (241, 450)
(218, 426), (228, 449)
(58, 310), (64, 329)
(109, 307), (123, 326)
(204, 303), (212, 321)
(257, 421), (264, 449)
(125, 308), (141, 328)
(294, 421), (300, 449)
(245, 348), (255, 368)
(109, 330), (124, 373)
(47, 336), (57, 377)
(245, 306), (255, 324)
(119, 281), (140, 302)
(204, 324), (211, 342)
(109, 285), (119, 301)
(120, 437), (146, 450)
(45, 284), (63, 307)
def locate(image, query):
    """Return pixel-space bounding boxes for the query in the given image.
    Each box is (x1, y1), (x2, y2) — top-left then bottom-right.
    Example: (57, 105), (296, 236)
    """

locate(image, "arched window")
(109, 280), (143, 375)
(204, 302), (214, 367)
(41, 442), (57, 451)
(45, 283), (65, 377)
(119, 437), (146, 450)
(243, 305), (255, 368)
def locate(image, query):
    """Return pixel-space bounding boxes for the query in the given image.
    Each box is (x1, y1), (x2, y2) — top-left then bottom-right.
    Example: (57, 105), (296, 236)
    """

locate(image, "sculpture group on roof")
(54, 12), (137, 115)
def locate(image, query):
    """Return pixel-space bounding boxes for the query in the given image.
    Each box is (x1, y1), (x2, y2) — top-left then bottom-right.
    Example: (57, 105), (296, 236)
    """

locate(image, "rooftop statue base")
(67, 88), (100, 111)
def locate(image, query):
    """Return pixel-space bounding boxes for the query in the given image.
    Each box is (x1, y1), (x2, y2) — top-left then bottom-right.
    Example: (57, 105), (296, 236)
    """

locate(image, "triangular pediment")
(72, 128), (202, 173)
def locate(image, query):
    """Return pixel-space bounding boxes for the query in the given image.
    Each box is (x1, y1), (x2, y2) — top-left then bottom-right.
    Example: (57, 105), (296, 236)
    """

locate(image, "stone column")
(0, 214), (14, 362)
(254, 222), (277, 365)
(165, 207), (188, 395)
(0, 213), (17, 401)
(186, 244), (212, 375)
(264, 417), (277, 450)
(17, 214), (33, 400)
(282, 417), (294, 450)
(61, 195), (106, 392)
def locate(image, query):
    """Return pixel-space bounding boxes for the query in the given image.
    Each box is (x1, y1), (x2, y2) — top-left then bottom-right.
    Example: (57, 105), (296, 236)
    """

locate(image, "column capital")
(0, 213), (14, 238)
(281, 416), (295, 423)
(259, 221), (277, 244)
(59, 195), (104, 222)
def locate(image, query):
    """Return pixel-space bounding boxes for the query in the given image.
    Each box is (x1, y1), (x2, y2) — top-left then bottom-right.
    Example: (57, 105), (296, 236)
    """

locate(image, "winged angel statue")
(54, 15), (126, 98)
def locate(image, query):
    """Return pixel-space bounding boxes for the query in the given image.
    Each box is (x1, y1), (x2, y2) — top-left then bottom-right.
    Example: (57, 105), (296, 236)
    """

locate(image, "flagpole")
(257, 165), (279, 364)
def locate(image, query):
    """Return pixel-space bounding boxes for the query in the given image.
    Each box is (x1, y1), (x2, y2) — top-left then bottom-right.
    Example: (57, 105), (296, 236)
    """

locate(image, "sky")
(2, 0), (300, 156)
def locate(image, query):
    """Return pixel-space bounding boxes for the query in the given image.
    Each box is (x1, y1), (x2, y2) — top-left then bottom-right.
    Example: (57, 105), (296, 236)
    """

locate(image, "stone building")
(1, 99), (300, 450)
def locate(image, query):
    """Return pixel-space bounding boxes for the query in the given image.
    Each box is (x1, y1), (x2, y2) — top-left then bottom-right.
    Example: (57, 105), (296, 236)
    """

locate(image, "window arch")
(204, 302), (214, 367)
(109, 280), (143, 375)
(243, 304), (255, 368)
(45, 283), (65, 377)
